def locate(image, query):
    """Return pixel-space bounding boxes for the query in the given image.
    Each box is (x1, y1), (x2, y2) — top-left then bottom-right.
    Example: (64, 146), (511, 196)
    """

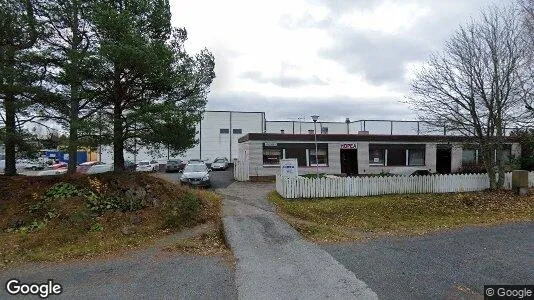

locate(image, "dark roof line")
(238, 133), (520, 143)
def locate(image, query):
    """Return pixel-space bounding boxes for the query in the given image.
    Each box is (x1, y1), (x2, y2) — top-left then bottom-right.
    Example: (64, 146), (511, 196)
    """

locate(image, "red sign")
(340, 143), (357, 149)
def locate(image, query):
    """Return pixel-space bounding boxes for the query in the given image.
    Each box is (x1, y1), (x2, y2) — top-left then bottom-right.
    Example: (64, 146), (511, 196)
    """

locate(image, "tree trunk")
(113, 100), (125, 171)
(4, 93), (17, 176)
(67, 1), (81, 174)
(481, 146), (497, 189)
(67, 92), (79, 173)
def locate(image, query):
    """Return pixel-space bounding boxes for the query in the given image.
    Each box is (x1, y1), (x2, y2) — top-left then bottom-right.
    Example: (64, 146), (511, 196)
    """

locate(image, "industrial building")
(99, 110), (520, 168)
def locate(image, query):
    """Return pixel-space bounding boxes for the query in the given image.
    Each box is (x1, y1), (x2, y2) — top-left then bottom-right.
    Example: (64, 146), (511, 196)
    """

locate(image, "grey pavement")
(323, 222), (534, 300)
(1, 247), (237, 299)
(218, 182), (377, 300)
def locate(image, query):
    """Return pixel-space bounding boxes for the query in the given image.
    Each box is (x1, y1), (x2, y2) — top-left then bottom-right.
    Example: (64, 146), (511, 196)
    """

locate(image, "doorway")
(340, 149), (358, 176)
(436, 146), (452, 174)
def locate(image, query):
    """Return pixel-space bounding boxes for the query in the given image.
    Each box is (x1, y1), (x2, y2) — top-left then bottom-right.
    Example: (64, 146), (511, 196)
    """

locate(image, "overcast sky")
(170, 0), (503, 122)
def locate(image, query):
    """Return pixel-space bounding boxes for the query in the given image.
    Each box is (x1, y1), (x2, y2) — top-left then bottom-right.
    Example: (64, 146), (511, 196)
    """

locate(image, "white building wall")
(230, 111), (264, 160)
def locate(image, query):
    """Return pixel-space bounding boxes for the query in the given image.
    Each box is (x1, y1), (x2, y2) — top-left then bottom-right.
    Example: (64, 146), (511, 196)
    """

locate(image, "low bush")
(162, 191), (202, 229)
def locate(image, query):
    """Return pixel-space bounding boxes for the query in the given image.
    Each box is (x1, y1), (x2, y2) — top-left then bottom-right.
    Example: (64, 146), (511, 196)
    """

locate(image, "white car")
(36, 169), (68, 176)
(86, 164), (114, 174)
(136, 160), (159, 172)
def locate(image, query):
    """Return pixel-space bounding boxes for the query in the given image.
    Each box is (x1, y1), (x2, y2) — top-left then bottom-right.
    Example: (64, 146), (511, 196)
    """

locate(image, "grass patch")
(269, 190), (534, 242)
(0, 173), (221, 268)
(162, 225), (229, 256)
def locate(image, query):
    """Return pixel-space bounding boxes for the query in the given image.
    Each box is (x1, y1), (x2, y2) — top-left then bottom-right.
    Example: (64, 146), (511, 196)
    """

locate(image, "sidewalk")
(217, 182), (377, 300)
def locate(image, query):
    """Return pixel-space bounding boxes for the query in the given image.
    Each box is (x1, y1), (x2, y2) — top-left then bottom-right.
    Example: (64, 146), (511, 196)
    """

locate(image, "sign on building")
(280, 158), (298, 178)
(340, 143), (357, 149)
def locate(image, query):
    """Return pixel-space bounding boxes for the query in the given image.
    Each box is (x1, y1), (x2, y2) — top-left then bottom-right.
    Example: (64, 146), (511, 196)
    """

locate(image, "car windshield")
(184, 164), (206, 172)
(214, 159), (226, 163)
(138, 161), (149, 166)
(168, 160), (180, 164)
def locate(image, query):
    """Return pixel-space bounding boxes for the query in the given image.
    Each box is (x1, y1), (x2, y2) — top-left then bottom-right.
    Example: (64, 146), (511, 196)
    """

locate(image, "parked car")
(179, 163), (211, 187)
(37, 169), (68, 176)
(77, 161), (104, 174)
(86, 164), (113, 174)
(23, 160), (45, 171)
(124, 160), (137, 171)
(188, 159), (204, 164)
(166, 159), (185, 173)
(136, 160), (159, 172)
(211, 157), (229, 170)
(50, 162), (68, 170)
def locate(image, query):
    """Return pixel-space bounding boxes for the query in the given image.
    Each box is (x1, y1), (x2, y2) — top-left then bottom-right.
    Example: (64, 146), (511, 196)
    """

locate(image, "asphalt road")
(1, 250), (237, 299)
(157, 167), (235, 189)
(322, 222), (534, 300)
(218, 182), (377, 299)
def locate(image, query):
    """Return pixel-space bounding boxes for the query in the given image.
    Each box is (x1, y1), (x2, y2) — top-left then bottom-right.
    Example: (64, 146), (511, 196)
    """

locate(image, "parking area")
(322, 222), (534, 300)
(157, 166), (235, 189)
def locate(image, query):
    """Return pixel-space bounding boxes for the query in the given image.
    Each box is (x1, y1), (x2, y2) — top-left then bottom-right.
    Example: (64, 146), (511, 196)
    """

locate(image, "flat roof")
(238, 133), (519, 143)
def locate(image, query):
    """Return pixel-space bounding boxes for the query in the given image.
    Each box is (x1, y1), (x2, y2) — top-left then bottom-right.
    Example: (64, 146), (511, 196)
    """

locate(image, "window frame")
(219, 128), (229, 134)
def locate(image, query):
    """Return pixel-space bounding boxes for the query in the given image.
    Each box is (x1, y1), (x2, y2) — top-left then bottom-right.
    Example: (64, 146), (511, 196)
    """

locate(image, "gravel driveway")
(322, 222), (534, 300)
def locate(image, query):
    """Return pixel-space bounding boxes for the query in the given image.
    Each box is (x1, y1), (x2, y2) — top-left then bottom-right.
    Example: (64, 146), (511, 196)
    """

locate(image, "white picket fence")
(276, 172), (534, 199)
(234, 160), (250, 181)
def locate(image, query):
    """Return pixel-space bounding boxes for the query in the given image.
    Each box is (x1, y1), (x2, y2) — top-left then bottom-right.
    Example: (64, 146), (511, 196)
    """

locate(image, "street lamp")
(311, 115), (319, 178)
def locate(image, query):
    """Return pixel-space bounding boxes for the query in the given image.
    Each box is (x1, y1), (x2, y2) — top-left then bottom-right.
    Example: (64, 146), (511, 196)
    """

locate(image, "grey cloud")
(282, 0), (498, 85)
(319, 30), (427, 85)
(206, 92), (414, 121)
(240, 71), (327, 88)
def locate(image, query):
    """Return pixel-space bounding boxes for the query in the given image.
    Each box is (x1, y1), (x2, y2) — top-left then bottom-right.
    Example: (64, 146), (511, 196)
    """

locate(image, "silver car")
(180, 163), (211, 187)
(211, 157), (229, 170)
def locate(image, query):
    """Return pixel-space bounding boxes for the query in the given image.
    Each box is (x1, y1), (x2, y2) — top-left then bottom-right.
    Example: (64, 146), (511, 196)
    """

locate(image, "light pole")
(311, 115), (319, 177)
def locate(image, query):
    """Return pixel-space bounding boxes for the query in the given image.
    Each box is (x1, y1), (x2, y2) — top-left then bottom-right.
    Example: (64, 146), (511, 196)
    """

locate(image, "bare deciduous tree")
(409, 5), (530, 189)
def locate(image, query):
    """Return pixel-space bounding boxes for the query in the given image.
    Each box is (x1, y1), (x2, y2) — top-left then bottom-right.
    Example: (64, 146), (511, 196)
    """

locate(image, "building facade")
(237, 133), (521, 178)
(97, 109), (520, 165)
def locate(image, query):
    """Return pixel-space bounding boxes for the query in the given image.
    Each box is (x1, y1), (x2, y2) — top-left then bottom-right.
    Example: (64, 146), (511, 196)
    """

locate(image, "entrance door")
(340, 149), (358, 176)
(436, 147), (452, 174)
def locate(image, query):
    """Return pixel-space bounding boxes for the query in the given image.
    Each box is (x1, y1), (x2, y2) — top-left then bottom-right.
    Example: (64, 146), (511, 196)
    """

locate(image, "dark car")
(124, 160), (137, 171)
(166, 159), (185, 172)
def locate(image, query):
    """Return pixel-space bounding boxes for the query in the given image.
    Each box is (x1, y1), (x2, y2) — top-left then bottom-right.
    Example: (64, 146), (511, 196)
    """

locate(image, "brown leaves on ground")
(0, 173), (222, 268)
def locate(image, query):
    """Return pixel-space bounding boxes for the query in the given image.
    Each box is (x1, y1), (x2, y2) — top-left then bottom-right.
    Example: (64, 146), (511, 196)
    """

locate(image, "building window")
(321, 127), (328, 134)
(408, 148), (425, 166)
(232, 128), (242, 134)
(285, 147), (307, 166)
(263, 148), (281, 165)
(387, 146), (405, 166)
(369, 145), (386, 166)
(309, 148), (328, 166)
(220, 128), (229, 134)
(462, 148), (477, 165)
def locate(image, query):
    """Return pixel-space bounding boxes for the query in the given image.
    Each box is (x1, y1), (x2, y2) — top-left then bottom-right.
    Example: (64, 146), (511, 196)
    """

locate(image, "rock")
(121, 225), (137, 235)
(8, 219), (24, 229)
(130, 215), (142, 225)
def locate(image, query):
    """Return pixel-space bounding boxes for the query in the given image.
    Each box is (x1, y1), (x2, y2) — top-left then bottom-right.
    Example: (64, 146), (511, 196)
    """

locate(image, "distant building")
(98, 110), (519, 165)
